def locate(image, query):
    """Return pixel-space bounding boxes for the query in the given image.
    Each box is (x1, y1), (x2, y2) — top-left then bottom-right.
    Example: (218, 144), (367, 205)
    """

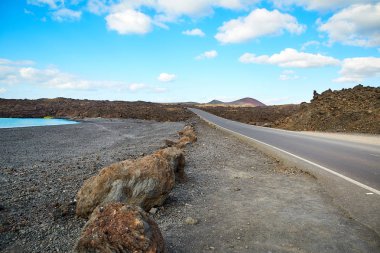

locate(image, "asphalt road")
(190, 108), (380, 194)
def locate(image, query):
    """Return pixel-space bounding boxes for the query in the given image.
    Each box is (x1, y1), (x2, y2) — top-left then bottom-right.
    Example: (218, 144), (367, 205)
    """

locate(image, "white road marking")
(195, 111), (380, 196)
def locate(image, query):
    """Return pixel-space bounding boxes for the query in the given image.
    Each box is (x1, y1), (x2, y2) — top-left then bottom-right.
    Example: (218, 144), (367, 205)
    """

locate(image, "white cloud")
(318, 3), (380, 47)
(27, 0), (63, 9)
(218, 0), (259, 9)
(106, 8), (152, 35)
(271, 0), (377, 11)
(27, 0), (262, 33)
(52, 8), (82, 22)
(239, 48), (340, 68)
(104, 0), (260, 29)
(279, 70), (299, 81)
(128, 83), (147, 91)
(87, 0), (111, 15)
(334, 57), (380, 83)
(215, 8), (305, 44)
(0, 58), (34, 66)
(0, 58), (141, 90)
(16, 66), (98, 89)
(157, 73), (176, 82)
(0, 88), (6, 94)
(149, 0), (213, 18)
(132, 0), (259, 18)
(182, 28), (205, 37)
(196, 50), (218, 60)
(24, 9), (35, 15)
(301, 40), (321, 51)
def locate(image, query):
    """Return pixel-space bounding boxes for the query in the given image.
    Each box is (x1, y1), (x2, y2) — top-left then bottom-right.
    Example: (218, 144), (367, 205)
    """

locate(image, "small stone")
(149, 207), (158, 214)
(185, 217), (198, 225)
(237, 237), (241, 240)
(209, 246), (215, 250)
(233, 187), (241, 191)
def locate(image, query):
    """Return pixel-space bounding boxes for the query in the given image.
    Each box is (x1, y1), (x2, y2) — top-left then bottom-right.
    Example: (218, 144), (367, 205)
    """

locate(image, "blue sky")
(0, 0), (379, 104)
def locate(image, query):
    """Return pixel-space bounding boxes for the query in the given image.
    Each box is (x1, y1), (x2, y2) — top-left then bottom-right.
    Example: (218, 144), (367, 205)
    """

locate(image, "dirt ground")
(0, 119), (185, 252)
(0, 118), (379, 252)
(155, 119), (380, 252)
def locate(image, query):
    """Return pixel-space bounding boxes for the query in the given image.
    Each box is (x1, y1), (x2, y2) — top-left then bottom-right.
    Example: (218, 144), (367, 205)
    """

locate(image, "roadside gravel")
(154, 119), (380, 252)
(0, 118), (185, 252)
(1, 117), (378, 253)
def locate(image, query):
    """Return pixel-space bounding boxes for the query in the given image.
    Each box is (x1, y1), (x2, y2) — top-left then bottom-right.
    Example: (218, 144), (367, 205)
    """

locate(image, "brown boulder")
(76, 147), (185, 218)
(75, 203), (166, 253)
(178, 125), (197, 143)
(162, 126), (197, 149)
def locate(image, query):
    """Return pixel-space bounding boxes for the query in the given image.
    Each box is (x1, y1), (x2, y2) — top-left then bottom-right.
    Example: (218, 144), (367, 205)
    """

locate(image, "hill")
(207, 97), (265, 107)
(228, 97), (266, 107)
(275, 85), (380, 134)
(208, 99), (224, 105)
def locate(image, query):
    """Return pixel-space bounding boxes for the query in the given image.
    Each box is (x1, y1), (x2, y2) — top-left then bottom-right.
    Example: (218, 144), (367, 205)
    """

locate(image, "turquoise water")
(0, 118), (79, 128)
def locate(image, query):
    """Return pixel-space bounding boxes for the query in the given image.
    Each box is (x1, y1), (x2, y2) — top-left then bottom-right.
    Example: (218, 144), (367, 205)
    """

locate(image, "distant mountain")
(228, 97), (266, 107)
(207, 97), (265, 107)
(208, 99), (224, 104)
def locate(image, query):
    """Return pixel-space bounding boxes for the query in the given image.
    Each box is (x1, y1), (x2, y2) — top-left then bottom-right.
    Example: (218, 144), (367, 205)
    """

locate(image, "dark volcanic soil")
(195, 85), (380, 134)
(156, 119), (380, 252)
(0, 119), (185, 252)
(275, 85), (380, 134)
(0, 98), (193, 122)
(0, 118), (379, 252)
(195, 104), (300, 127)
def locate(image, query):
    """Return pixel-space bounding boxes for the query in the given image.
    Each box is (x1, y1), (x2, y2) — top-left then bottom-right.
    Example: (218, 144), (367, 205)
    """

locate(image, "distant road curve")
(190, 108), (380, 195)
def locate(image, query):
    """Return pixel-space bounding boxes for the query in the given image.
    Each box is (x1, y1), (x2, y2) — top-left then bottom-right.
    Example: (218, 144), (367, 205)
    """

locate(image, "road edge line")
(194, 112), (380, 196)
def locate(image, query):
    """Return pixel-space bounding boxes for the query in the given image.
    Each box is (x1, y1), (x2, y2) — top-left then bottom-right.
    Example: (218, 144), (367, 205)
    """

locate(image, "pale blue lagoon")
(0, 118), (79, 128)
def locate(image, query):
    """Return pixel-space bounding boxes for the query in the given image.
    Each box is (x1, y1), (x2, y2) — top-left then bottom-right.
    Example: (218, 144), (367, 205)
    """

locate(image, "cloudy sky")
(0, 0), (379, 104)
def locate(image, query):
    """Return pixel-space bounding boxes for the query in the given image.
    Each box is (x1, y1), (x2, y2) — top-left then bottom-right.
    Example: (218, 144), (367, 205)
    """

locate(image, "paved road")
(190, 108), (380, 194)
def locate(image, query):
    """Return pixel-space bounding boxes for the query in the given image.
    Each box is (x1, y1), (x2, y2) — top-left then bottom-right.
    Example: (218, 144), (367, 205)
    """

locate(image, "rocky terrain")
(195, 85), (380, 134)
(0, 118), (186, 252)
(0, 98), (192, 122)
(275, 85), (380, 134)
(1, 117), (379, 252)
(195, 104), (300, 127)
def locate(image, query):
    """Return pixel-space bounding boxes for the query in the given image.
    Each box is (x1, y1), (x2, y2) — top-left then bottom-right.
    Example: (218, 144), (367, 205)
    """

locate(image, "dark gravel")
(0, 118), (185, 252)
(1, 117), (379, 253)
(154, 118), (380, 253)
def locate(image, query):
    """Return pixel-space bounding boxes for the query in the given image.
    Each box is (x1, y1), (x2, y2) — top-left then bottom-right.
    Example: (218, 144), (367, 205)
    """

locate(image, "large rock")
(166, 125), (197, 149)
(178, 125), (197, 143)
(76, 147), (185, 218)
(75, 203), (166, 253)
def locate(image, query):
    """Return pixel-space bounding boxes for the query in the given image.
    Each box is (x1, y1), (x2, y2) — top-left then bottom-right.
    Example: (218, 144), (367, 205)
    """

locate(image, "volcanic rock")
(176, 125), (197, 148)
(75, 147), (185, 218)
(276, 85), (380, 134)
(0, 98), (192, 122)
(75, 203), (166, 253)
